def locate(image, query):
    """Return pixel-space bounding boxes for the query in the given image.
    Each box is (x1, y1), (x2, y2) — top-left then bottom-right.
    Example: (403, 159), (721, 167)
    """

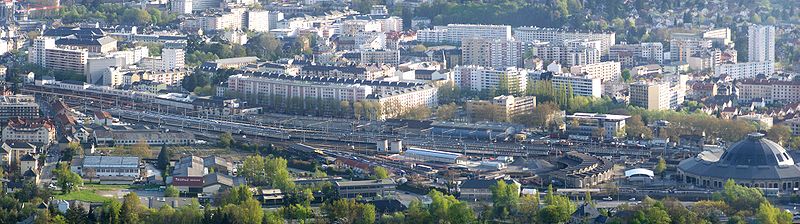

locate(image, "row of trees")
(35, 4), (177, 26)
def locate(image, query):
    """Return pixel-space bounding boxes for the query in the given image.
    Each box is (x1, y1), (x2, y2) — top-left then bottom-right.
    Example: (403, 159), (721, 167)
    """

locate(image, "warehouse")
(403, 147), (467, 164)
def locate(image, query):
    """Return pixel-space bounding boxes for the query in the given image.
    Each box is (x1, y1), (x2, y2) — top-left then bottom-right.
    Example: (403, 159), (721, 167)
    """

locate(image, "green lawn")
(82, 184), (131, 191)
(55, 190), (113, 203)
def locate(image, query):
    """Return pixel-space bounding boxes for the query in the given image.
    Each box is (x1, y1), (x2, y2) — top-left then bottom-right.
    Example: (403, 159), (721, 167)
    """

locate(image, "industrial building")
(403, 147), (466, 164)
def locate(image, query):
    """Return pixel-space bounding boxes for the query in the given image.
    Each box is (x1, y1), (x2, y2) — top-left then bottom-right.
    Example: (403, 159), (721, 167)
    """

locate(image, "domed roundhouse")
(678, 133), (800, 191)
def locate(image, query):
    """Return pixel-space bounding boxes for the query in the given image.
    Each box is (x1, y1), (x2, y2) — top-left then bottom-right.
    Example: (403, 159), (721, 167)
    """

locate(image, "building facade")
(461, 38), (523, 68)
(452, 65), (528, 95)
(748, 25), (775, 62)
(513, 26), (616, 54)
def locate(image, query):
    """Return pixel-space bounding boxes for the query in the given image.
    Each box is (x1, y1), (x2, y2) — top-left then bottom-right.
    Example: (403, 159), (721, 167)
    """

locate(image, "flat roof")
(82, 156), (139, 168)
(566, 113), (630, 121)
(335, 179), (395, 187)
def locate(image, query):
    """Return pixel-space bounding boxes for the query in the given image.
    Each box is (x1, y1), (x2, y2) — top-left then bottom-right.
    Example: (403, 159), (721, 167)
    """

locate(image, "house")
(93, 111), (113, 126)
(720, 107), (738, 119)
(19, 154), (37, 174)
(256, 189), (286, 205)
(334, 158), (370, 174)
(1, 142), (37, 167)
(458, 179), (519, 202)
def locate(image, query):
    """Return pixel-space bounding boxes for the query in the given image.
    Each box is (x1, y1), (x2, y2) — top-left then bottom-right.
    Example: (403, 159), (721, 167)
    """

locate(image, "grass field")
(55, 190), (113, 203)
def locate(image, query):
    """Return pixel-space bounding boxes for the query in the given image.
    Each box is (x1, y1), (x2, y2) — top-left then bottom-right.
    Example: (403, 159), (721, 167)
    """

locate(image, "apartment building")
(299, 64), (395, 80)
(452, 65), (528, 95)
(28, 37), (55, 65)
(551, 73), (603, 98)
(608, 42), (663, 67)
(461, 38), (523, 68)
(570, 61), (621, 82)
(714, 61), (775, 79)
(669, 33), (713, 63)
(2, 117), (56, 145)
(45, 47), (88, 74)
(417, 24), (512, 43)
(335, 179), (396, 199)
(630, 81), (672, 110)
(748, 25), (775, 62)
(529, 39), (601, 67)
(468, 95), (538, 120)
(140, 48), (186, 71)
(360, 50), (400, 65)
(738, 79), (800, 103)
(513, 26), (616, 54)
(370, 84), (438, 119)
(0, 95), (39, 120)
(227, 74), (375, 102)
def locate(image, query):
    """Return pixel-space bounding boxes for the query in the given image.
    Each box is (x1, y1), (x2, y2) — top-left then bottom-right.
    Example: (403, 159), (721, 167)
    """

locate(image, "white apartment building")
(513, 26), (616, 54)
(246, 10), (271, 32)
(0, 95), (39, 120)
(171, 0), (192, 14)
(714, 61), (775, 79)
(630, 81), (672, 110)
(570, 61), (621, 82)
(452, 65), (528, 94)
(417, 24), (512, 44)
(141, 48), (186, 71)
(28, 37), (55, 66)
(530, 40), (601, 67)
(640, 42), (664, 64)
(738, 79), (800, 103)
(372, 85), (438, 119)
(748, 25), (775, 62)
(461, 38), (523, 68)
(227, 74), (374, 102)
(360, 50), (400, 65)
(86, 57), (124, 84)
(551, 74), (602, 98)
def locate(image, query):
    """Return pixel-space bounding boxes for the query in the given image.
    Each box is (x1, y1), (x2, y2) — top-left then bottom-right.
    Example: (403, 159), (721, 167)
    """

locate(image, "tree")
(767, 125), (792, 146)
(322, 199), (376, 224)
(436, 103), (458, 121)
(239, 156), (295, 191)
(54, 162), (83, 194)
(130, 138), (151, 158)
(157, 145), (171, 171)
(756, 201), (792, 224)
(63, 142), (83, 161)
(102, 200), (122, 224)
(491, 180), (520, 219)
(539, 185), (575, 223)
(621, 69), (632, 82)
(518, 193), (540, 223)
(121, 192), (142, 224)
(626, 115), (653, 139)
(373, 166), (389, 179)
(654, 157), (667, 177)
(223, 198), (264, 224)
(219, 132), (234, 148)
(245, 33), (282, 60)
(164, 185), (179, 197)
(722, 179), (767, 211)
(751, 13), (762, 24)
(66, 203), (89, 224)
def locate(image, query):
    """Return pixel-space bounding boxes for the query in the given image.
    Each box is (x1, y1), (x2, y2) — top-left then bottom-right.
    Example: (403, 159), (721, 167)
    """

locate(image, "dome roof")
(677, 133), (800, 181)
(717, 133), (794, 167)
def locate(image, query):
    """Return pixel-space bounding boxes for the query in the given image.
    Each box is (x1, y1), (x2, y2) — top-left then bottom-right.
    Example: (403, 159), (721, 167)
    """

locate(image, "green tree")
(66, 203), (89, 224)
(518, 193), (540, 223)
(373, 166), (389, 179)
(164, 185), (179, 197)
(54, 162), (83, 194)
(130, 138), (151, 158)
(767, 125), (792, 146)
(539, 185), (575, 223)
(491, 180), (520, 218)
(63, 142), (83, 161)
(121, 192), (142, 224)
(245, 33), (282, 60)
(219, 132), (234, 148)
(156, 145), (171, 171)
(322, 199), (376, 224)
(654, 157), (667, 176)
(102, 200), (122, 224)
(621, 69), (632, 82)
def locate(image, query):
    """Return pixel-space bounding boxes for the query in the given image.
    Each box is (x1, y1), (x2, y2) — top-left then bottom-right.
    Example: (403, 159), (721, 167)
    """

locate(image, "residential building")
(452, 65), (528, 94)
(171, 0), (192, 14)
(299, 64), (395, 80)
(54, 36), (117, 54)
(551, 73), (603, 98)
(0, 95), (39, 120)
(570, 61), (621, 82)
(609, 42), (664, 68)
(335, 179), (396, 199)
(202, 57), (259, 69)
(2, 118), (55, 145)
(564, 113), (630, 139)
(530, 39), (601, 67)
(161, 48), (185, 70)
(513, 26), (616, 54)
(417, 24), (512, 44)
(738, 79), (800, 103)
(630, 81), (672, 110)
(86, 57), (124, 85)
(70, 156), (141, 184)
(748, 25), (775, 62)
(459, 179), (519, 201)
(669, 33), (713, 63)
(360, 50), (400, 65)
(785, 118), (800, 136)
(1, 142), (37, 167)
(714, 61), (775, 79)
(28, 37), (55, 65)
(45, 47), (88, 74)
(461, 38), (523, 68)
(490, 95), (536, 120)
(370, 84), (438, 120)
